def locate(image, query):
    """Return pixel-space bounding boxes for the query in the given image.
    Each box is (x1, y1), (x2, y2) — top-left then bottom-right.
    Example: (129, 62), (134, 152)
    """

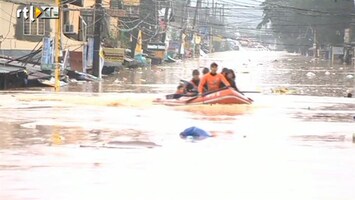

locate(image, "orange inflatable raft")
(153, 87), (253, 106)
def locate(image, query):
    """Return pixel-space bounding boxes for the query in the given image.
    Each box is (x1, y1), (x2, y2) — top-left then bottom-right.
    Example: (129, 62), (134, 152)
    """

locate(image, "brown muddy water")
(0, 50), (354, 200)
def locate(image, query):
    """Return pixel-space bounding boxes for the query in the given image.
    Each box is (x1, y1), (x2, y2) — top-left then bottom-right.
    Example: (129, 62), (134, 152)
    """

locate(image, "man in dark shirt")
(186, 69), (200, 93)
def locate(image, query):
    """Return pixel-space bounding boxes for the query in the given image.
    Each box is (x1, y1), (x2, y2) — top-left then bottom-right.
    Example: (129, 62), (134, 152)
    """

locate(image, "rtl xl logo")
(16, 5), (59, 22)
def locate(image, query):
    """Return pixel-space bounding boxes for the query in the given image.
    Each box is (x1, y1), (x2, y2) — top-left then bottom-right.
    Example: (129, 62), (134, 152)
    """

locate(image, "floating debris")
(271, 87), (297, 95)
(306, 72), (316, 78)
(80, 140), (160, 149)
(52, 132), (65, 145)
(38, 77), (68, 87)
(293, 134), (346, 142)
(310, 58), (318, 63)
(66, 70), (100, 82)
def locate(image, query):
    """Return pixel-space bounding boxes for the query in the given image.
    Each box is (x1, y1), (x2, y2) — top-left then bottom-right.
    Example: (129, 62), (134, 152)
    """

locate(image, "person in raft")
(185, 69), (200, 93)
(226, 69), (253, 102)
(219, 67), (230, 88)
(202, 67), (209, 75)
(221, 67), (229, 77)
(198, 62), (231, 96)
(175, 84), (186, 94)
(226, 69), (240, 92)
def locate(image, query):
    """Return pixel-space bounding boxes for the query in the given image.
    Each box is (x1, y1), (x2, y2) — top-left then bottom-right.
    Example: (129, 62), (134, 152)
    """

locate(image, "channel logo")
(16, 5), (59, 22)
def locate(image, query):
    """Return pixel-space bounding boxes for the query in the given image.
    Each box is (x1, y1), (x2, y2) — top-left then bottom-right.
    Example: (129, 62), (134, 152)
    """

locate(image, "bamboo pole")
(54, 0), (61, 91)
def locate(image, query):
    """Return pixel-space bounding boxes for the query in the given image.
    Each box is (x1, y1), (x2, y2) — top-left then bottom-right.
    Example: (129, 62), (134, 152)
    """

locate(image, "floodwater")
(0, 50), (354, 200)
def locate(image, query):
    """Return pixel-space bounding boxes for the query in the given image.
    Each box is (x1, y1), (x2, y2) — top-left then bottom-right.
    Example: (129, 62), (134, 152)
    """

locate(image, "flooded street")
(0, 50), (355, 200)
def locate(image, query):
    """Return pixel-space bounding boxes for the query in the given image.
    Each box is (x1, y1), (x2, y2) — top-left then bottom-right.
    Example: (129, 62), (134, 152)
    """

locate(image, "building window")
(110, 0), (123, 9)
(23, 18), (45, 36)
(14, 5), (50, 41)
(80, 10), (94, 36)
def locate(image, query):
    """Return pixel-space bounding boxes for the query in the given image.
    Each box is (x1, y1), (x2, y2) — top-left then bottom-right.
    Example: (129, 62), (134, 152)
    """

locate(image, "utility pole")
(130, 28), (139, 58)
(209, 27), (213, 53)
(93, 0), (103, 78)
(222, 4), (224, 24)
(160, 1), (171, 63)
(161, 2), (170, 43)
(221, 4), (225, 24)
(312, 25), (318, 58)
(192, 0), (202, 58)
(54, 0), (61, 92)
(192, 0), (201, 30)
(209, 0), (214, 53)
(212, 0), (215, 16)
(179, 0), (189, 58)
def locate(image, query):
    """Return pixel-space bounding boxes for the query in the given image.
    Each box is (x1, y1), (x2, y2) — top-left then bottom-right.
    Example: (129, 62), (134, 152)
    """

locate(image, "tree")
(258, 0), (353, 52)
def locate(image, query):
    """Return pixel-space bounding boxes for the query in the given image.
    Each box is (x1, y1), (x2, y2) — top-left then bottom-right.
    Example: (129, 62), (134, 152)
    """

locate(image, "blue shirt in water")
(180, 126), (212, 140)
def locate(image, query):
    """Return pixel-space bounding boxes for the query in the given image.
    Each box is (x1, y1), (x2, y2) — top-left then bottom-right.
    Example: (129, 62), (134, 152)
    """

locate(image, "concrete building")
(0, 0), (143, 71)
(0, 0), (84, 52)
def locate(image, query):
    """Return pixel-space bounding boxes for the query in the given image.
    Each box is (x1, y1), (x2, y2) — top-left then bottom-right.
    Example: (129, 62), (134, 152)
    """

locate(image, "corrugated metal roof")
(0, 58), (41, 72)
(0, 65), (24, 73)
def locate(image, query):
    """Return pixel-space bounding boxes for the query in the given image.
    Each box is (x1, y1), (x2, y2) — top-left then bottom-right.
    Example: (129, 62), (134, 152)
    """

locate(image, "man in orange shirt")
(198, 62), (231, 95)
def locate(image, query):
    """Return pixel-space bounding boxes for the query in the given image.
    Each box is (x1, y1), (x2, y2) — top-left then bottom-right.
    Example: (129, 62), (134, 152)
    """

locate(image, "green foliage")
(258, 0), (353, 52)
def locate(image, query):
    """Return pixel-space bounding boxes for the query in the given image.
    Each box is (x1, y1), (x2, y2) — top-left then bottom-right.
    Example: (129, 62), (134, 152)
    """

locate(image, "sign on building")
(102, 48), (125, 63)
(123, 0), (140, 6)
(41, 37), (54, 71)
(332, 46), (344, 55)
(344, 28), (351, 44)
(147, 43), (166, 51)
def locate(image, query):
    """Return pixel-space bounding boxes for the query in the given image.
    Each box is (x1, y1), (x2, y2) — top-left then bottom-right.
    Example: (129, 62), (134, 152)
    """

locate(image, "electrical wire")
(61, 0), (80, 5)
(1, 0), (351, 53)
